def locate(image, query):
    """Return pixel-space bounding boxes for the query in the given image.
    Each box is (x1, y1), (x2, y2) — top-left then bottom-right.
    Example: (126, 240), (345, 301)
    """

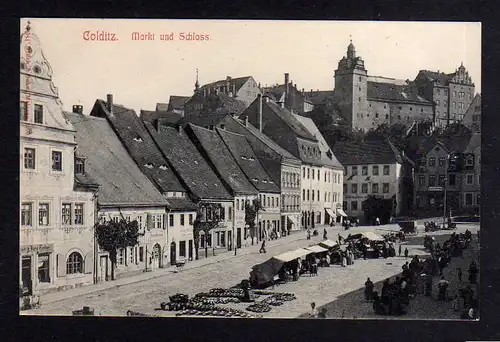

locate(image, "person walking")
(341, 253), (347, 267)
(404, 247), (409, 259)
(398, 244), (402, 257)
(458, 267), (463, 283)
(364, 278), (374, 302)
(323, 228), (328, 240)
(375, 217), (380, 226)
(259, 239), (266, 253)
(309, 302), (318, 318)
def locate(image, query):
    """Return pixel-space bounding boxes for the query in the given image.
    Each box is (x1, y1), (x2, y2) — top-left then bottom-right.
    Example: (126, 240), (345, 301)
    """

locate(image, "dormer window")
(159, 165), (168, 170)
(144, 163), (154, 169)
(75, 158), (85, 174)
(241, 156), (247, 160)
(133, 136), (143, 142)
(252, 178), (259, 182)
(194, 160), (199, 165)
(248, 157), (255, 161)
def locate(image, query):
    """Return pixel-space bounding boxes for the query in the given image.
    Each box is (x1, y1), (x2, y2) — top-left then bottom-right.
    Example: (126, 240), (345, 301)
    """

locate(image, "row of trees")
(94, 199), (264, 281)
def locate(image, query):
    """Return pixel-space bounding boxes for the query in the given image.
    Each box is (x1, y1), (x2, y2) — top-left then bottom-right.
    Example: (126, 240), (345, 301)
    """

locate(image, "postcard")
(19, 18), (480, 320)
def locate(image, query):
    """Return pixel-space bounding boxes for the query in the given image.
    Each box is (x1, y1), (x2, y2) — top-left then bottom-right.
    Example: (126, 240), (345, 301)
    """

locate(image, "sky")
(21, 19), (481, 114)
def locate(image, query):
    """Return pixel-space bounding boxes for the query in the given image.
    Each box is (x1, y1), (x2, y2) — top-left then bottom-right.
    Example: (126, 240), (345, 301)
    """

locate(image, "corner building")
(20, 24), (97, 296)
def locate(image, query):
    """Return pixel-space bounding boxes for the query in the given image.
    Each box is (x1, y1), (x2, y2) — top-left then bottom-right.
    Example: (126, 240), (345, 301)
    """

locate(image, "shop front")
(20, 243), (54, 297)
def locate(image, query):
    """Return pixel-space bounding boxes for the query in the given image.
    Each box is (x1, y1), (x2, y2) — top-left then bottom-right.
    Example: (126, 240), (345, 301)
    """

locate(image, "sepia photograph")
(19, 18), (481, 320)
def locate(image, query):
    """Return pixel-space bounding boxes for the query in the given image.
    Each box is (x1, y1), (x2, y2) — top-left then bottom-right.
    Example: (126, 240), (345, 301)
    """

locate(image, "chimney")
(258, 94), (263, 132)
(226, 76), (231, 81)
(284, 73), (290, 106)
(232, 84), (236, 96)
(106, 94), (113, 114)
(72, 105), (83, 115)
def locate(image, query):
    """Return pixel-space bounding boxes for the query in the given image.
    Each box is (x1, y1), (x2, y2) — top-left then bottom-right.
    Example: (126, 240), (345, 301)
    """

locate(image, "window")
(38, 253), (50, 283)
(385, 114), (389, 120)
(477, 194), (480, 205)
(180, 214), (185, 226)
(372, 165), (379, 176)
(449, 174), (456, 186)
(139, 247), (144, 262)
(236, 199), (240, 210)
(438, 175), (446, 186)
(466, 174), (474, 185)
(343, 201), (347, 210)
(34, 104), (43, 124)
(361, 183), (368, 193)
(362, 166), (368, 176)
(118, 249), (125, 265)
(74, 204), (84, 225)
(312, 169), (315, 180)
(307, 168), (310, 179)
(303, 167), (306, 178)
(24, 148), (35, 169)
(375, 113), (379, 118)
(317, 170), (320, 179)
(52, 151), (62, 171)
(312, 191), (315, 201)
(444, 89), (448, 95)
(428, 157), (436, 167)
(179, 241), (186, 257)
(75, 158), (85, 174)
(130, 247), (134, 264)
(351, 201), (358, 211)
(189, 214), (193, 225)
(465, 155), (474, 167)
(453, 91), (457, 97)
(66, 252), (83, 274)
(465, 193), (473, 206)
(429, 175), (436, 187)
(38, 203), (49, 225)
(352, 166), (358, 176)
(419, 175), (425, 186)
(303, 189), (306, 201)
(156, 215), (162, 229)
(351, 184), (358, 194)
(306, 190), (310, 201)
(62, 203), (71, 225)
(317, 190), (320, 202)
(21, 202), (32, 226)
(169, 214), (174, 226)
(343, 184), (347, 194)
(324, 172), (327, 182)
(383, 165), (390, 175)
(436, 89), (440, 95)
(436, 100), (440, 106)
(228, 207), (232, 220)
(372, 183), (379, 193)
(20, 101), (28, 121)
(383, 183), (390, 193)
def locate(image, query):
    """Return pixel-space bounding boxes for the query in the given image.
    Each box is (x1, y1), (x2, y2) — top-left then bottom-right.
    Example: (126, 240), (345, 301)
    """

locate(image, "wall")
(236, 78), (262, 107)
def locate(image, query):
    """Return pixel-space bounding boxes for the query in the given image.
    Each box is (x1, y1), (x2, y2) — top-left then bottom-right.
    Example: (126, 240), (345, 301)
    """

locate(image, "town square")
(19, 19), (480, 321)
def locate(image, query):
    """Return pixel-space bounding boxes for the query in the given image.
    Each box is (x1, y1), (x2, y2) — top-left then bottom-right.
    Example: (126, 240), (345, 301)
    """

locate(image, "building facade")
(462, 94), (481, 133)
(90, 97), (197, 266)
(218, 115), (303, 233)
(334, 140), (414, 222)
(20, 24), (97, 296)
(413, 63), (475, 127)
(191, 75), (262, 107)
(413, 133), (480, 216)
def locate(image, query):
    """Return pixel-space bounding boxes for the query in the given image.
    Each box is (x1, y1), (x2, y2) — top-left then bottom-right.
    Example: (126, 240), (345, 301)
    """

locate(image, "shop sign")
(20, 244), (54, 254)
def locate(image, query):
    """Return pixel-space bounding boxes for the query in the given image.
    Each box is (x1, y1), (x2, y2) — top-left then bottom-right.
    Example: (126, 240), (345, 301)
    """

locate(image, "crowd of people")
(364, 229), (478, 318)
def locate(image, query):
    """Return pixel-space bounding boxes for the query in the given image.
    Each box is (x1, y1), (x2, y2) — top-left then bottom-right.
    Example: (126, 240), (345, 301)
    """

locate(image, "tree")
(245, 199), (263, 245)
(95, 218), (142, 280)
(193, 201), (222, 260)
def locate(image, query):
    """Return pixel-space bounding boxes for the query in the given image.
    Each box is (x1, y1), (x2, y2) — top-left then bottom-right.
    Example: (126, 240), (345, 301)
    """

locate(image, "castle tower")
(194, 68), (200, 93)
(333, 40), (368, 130)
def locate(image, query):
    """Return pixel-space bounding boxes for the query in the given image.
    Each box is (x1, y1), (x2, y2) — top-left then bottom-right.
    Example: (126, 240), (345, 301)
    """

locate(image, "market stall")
(318, 239), (339, 249)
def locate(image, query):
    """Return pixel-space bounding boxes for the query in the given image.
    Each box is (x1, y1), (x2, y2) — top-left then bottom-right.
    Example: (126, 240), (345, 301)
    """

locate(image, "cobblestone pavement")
(22, 223), (478, 319)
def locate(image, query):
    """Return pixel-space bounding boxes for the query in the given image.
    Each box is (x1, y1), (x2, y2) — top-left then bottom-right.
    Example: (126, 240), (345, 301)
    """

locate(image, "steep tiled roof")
(181, 112), (228, 129)
(186, 94), (247, 119)
(186, 124), (259, 196)
(333, 139), (403, 165)
(263, 84), (310, 113)
(264, 101), (317, 141)
(141, 110), (182, 125)
(200, 76), (251, 93)
(168, 96), (190, 111)
(464, 133), (481, 153)
(305, 90), (335, 105)
(438, 134), (473, 154)
(367, 82), (431, 104)
(91, 99), (185, 193)
(217, 128), (280, 193)
(66, 113), (169, 207)
(419, 70), (454, 85)
(222, 115), (299, 162)
(144, 122), (232, 201)
(167, 197), (198, 211)
(74, 173), (100, 189)
(293, 114), (344, 169)
(156, 103), (169, 111)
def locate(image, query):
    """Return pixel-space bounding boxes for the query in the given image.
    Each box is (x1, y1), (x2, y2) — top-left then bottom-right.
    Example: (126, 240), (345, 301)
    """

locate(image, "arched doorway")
(170, 242), (177, 265)
(311, 212), (315, 228)
(152, 243), (161, 269)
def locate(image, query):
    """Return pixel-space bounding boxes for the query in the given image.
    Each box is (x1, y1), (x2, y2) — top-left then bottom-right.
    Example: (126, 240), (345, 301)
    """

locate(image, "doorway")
(237, 228), (242, 248)
(21, 257), (32, 296)
(188, 240), (193, 260)
(170, 242), (177, 265)
(99, 255), (109, 282)
(152, 243), (161, 269)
